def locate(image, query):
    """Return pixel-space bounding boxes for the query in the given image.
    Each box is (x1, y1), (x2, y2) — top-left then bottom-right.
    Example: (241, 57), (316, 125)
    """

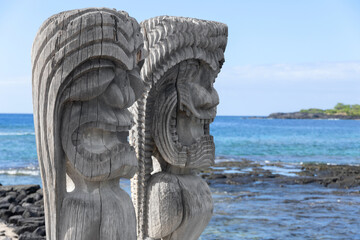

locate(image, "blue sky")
(0, 0), (359, 115)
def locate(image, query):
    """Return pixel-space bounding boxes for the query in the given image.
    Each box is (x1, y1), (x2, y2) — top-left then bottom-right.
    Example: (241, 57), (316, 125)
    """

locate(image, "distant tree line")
(300, 103), (360, 116)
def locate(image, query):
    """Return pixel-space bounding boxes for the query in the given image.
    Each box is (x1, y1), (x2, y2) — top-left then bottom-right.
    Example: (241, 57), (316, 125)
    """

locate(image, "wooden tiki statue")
(32, 8), (144, 240)
(130, 16), (228, 240)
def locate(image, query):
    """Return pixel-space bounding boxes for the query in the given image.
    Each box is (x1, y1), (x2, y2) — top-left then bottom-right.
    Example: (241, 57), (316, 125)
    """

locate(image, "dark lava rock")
(11, 205), (25, 215)
(19, 232), (46, 240)
(16, 190), (28, 203)
(207, 174), (227, 179)
(0, 195), (16, 204)
(33, 226), (46, 236)
(7, 191), (18, 199)
(13, 185), (40, 195)
(8, 215), (23, 225)
(203, 159), (360, 189)
(298, 163), (360, 188)
(34, 199), (44, 206)
(0, 184), (45, 239)
(0, 203), (11, 209)
(17, 217), (45, 227)
(20, 193), (42, 204)
(22, 207), (44, 218)
(0, 209), (13, 221)
(15, 224), (39, 235)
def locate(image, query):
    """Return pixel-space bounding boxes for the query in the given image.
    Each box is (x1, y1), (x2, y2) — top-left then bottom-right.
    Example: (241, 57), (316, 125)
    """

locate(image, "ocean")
(1, 114), (360, 239)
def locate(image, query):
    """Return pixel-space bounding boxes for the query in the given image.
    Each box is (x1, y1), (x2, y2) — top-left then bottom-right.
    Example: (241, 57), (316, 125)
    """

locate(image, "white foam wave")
(0, 168), (40, 176)
(0, 132), (35, 136)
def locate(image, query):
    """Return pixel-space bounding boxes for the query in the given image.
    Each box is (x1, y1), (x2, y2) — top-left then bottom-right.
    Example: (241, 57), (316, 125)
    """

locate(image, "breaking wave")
(0, 168), (40, 176)
(0, 132), (35, 136)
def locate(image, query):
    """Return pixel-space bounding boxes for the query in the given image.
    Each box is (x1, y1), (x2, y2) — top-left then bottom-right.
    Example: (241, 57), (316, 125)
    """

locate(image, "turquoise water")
(1, 114), (360, 184)
(213, 116), (360, 164)
(0, 114), (40, 185)
(1, 114), (360, 239)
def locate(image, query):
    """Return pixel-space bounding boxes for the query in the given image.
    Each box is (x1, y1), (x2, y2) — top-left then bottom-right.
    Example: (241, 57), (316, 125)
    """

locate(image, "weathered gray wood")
(32, 8), (145, 240)
(130, 16), (228, 240)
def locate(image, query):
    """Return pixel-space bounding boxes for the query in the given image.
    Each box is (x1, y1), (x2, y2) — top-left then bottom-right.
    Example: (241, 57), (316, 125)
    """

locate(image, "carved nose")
(197, 89), (219, 109)
(100, 75), (136, 109)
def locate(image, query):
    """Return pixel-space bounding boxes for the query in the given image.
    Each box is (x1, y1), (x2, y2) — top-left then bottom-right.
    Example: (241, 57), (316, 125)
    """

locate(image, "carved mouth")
(72, 122), (133, 156)
(170, 105), (214, 148)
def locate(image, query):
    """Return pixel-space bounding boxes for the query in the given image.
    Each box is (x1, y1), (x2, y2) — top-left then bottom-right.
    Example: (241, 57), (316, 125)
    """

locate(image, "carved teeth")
(204, 124), (210, 135)
(172, 135), (178, 142)
(170, 120), (177, 127)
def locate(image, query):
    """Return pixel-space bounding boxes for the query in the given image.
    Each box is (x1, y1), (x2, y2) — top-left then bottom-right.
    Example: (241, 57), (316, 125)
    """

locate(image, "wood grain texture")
(130, 16), (228, 240)
(32, 8), (145, 240)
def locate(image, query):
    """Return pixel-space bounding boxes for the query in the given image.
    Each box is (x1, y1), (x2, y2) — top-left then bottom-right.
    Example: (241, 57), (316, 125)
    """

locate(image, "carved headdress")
(32, 8), (144, 240)
(130, 16), (227, 239)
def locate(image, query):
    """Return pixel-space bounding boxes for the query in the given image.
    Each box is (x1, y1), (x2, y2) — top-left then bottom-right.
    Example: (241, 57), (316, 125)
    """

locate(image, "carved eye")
(98, 67), (144, 109)
(200, 68), (214, 91)
(186, 61), (200, 79)
(100, 68), (135, 109)
(67, 67), (115, 101)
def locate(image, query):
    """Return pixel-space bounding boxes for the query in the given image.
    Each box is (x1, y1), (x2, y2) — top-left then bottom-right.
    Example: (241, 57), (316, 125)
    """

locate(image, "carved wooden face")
(153, 59), (218, 169)
(176, 59), (219, 146)
(61, 60), (144, 180)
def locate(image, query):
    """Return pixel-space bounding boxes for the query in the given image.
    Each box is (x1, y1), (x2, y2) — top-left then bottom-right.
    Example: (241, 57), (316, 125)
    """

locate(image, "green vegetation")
(300, 103), (360, 116)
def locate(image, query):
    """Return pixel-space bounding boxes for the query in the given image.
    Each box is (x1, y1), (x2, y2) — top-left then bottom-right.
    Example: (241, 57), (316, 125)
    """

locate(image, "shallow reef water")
(201, 178), (360, 240)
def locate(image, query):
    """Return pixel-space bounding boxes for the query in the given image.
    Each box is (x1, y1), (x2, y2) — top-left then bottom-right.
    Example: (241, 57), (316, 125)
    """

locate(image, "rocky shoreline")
(0, 185), (45, 240)
(268, 112), (360, 120)
(1, 160), (359, 239)
(202, 159), (360, 189)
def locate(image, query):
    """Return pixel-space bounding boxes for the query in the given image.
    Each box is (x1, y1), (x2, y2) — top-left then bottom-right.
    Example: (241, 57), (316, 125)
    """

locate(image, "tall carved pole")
(130, 16), (228, 240)
(32, 8), (144, 240)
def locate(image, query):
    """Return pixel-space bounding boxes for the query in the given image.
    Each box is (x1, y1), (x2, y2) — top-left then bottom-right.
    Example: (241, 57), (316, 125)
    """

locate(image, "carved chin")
(171, 107), (215, 168)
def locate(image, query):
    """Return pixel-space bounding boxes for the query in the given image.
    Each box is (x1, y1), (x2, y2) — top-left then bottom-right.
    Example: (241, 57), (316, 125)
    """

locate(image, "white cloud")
(223, 61), (360, 83)
(0, 77), (30, 85)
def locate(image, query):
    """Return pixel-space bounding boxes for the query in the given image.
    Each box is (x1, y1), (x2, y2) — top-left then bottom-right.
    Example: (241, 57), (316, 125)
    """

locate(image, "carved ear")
(128, 68), (145, 100)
